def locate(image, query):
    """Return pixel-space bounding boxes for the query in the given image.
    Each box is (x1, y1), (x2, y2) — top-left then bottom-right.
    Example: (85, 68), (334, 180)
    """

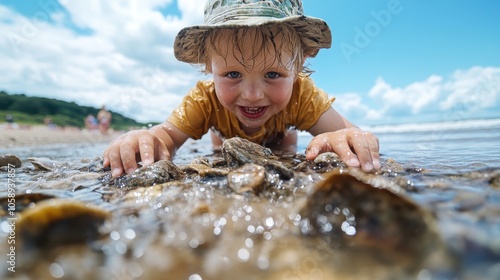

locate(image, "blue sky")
(1, 0), (499, 126)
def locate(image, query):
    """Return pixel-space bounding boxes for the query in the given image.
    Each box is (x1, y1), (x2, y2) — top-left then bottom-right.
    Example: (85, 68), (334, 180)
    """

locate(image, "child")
(103, 0), (380, 177)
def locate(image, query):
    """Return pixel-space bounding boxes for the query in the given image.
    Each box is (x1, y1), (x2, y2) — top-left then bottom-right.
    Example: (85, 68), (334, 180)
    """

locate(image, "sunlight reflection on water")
(1, 122), (500, 279)
(2, 123), (499, 172)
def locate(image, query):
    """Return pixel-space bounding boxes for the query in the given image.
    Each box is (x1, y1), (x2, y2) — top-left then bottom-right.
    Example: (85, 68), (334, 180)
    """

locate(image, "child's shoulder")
(189, 79), (215, 94)
(295, 74), (319, 92)
(296, 74), (317, 86)
(196, 79), (214, 87)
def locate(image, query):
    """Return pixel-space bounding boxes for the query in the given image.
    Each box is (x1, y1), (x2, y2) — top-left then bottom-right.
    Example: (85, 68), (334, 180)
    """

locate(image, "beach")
(0, 125), (123, 148)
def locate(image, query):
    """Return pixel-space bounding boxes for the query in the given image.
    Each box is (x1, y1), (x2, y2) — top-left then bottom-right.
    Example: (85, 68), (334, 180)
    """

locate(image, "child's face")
(210, 31), (296, 135)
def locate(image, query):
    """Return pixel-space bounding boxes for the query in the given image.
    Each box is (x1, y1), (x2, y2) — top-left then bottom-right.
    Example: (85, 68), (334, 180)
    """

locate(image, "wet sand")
(0, 125), (123, 148)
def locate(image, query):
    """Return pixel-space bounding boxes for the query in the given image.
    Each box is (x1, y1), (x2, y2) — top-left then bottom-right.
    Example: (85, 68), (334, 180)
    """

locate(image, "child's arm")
(305, 107), (380, 172)
(103, 122), (190, 177)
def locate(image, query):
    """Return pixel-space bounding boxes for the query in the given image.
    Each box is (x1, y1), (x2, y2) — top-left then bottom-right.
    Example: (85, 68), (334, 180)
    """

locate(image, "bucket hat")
(174, 0), (332, 64)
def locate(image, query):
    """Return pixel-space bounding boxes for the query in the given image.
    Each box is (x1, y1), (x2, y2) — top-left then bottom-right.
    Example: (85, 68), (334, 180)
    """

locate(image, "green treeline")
(0, 90), (149, 130)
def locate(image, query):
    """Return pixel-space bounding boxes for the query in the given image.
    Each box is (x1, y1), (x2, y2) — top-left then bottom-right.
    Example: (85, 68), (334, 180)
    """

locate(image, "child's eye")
(265, 72), (280, 79)
(226, 71), (241, 79)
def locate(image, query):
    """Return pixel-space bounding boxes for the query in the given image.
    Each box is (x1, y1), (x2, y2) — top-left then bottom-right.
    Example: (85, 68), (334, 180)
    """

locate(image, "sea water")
(4, 119), (499, 170)
(1, 118), (500, 279)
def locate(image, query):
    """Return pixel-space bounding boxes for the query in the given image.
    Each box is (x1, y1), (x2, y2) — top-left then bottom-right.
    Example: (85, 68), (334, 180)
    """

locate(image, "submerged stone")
(27, 157), (67, 171)
(222, 137), (293, 179)
(116, 160), (185, 188)
(227, 163), (268, 194)
(15, 199), (110, 252)
(0, 154), (22, 168)
(299, 172), (452, 270)
(0, 193), (56, 216)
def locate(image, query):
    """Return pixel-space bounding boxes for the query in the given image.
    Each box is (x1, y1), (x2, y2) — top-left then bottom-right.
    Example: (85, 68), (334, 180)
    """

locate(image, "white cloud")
(368, 75), (443, 115)
(0, 0), (206, 123)
(440, 66), (500, 112)
(332, 92), (383, 120)
(335, 66), (500, 124)
(1, 1), (499, 126)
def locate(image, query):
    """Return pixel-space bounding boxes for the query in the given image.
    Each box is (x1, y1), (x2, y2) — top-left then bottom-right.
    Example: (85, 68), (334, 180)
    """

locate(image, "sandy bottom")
(0, 125), (123, 148)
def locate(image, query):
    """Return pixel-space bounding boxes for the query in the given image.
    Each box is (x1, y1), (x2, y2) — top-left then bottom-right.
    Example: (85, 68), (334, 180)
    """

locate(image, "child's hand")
(103, 130), (170, 178)
(305, 128), (380, 172)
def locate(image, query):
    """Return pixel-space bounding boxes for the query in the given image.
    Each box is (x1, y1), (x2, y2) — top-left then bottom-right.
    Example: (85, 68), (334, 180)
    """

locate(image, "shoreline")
(0, 125), (123, 149)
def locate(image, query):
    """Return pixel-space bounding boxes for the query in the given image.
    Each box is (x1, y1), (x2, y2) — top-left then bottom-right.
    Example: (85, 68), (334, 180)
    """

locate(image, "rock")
(15, 199), (110, 252)
(222, 137), (293, 179)
(299, 172), (444, 266)
(0, 193), (56, 216)
(117, 160), (185, 188)
(181, 163), (229, 178)
(488, 171), (500, 188)
(222, 137), (277, 166)
(27, 157), (67, 171)
(227, 163), (268, 194)
(0, 154), (22, 168)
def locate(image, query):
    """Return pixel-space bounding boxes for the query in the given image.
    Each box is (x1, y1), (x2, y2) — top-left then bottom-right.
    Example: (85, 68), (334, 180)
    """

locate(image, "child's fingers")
(305, 135), (328, 160)
(347, 133), (374, 172)
(307, 129), (381, 172)
(306, 134), (361, 168)
(333, 140), (361, 168)
(150, 132), (171, 162)
(138, 133), (156, 167)
(365, 133), (381, 169)
(106, 142), (125, 178)
(102, 148), (110, 167)
(119, 137), (140, 175)
(305, 143), (320, 160)
(155, 141), (170, 161)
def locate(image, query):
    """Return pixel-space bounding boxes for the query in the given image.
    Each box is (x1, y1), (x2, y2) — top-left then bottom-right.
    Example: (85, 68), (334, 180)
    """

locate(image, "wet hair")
(201, 24), (313, 76)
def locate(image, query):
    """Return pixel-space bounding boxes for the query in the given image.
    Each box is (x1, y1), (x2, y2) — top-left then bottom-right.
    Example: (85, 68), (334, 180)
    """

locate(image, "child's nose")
(241, 82), (264, 102)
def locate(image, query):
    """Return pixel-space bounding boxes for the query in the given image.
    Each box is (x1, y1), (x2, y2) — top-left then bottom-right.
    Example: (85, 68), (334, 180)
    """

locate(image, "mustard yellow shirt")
(168, 75), (335, 145)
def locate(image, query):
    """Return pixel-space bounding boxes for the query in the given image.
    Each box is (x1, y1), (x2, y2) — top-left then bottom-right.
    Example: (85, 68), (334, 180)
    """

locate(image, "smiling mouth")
(239, 106), (267, 119)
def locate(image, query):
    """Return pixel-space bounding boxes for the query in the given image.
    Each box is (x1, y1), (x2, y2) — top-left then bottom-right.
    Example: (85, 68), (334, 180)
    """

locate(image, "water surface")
(1, 119), (499, 279)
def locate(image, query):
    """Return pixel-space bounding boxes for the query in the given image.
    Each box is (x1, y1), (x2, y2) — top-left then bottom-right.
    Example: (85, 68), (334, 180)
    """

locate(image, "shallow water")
(370, 121), (500, 280)
(1, 119), (500, 279)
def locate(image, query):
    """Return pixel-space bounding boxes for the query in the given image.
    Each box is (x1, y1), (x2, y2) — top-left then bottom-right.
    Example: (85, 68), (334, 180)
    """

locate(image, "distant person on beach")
(44, 117), (57, 129)
(97, 106), (112, 134)
(5, 114), (17, 129)
(6, 114), (13, 123)
(104, 0), (380, 177)
(85, 114), (98, 131)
